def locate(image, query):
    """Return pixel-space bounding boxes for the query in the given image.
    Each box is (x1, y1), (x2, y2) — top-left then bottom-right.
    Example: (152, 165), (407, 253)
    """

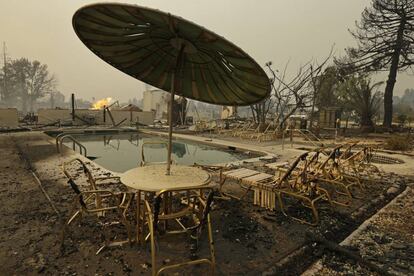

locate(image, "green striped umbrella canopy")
(72, 3), (271, 106)
(73, 3), (270, 175)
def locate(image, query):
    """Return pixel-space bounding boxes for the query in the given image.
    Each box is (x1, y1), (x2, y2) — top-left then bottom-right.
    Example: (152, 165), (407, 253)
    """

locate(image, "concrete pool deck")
(1, 130), (413, 275)
(141, 129), (414, 176)
(42, 126), (414, 176)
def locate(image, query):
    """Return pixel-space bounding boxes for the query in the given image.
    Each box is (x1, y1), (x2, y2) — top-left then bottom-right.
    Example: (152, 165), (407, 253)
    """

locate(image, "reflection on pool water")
(63, 133), (255, 173)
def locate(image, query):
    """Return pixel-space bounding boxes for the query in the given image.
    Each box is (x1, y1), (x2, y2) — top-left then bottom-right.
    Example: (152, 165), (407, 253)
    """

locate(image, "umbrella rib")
(76, 24), (148, 38)
(197, 44), (259, 74)
(138, 52), (172, 84)
(81, 34), (150, 46)
(200, 66), (235, 104)
(201, 50), (265, 98)
(125, 6), (169, 29)
(87, 40), (149, 52)
(77, 12), (145, 32)
(120, 6), (149, 23)
(80, 9), (132, 29)
(193, 47), (266, 103)
(78, 31), (149, 44)
(100, 6), (145, 26)
(233, 72), (270, 92)
(203, 63), (246, 104)
(147, 34), (177, 61)
(198, 67), (218, 103)
(116, 47), (166, 70)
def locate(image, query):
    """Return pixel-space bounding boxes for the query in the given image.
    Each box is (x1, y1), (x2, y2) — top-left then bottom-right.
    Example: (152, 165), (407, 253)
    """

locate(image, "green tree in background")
(337, 0), (414, 128)
(313, 66), (342, 110)
(1, 58), (56, 112)
(338, 75), (383, 128)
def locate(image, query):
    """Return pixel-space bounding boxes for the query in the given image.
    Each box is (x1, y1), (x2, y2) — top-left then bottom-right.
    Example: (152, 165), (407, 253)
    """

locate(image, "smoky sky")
(0, 0), (412, 102)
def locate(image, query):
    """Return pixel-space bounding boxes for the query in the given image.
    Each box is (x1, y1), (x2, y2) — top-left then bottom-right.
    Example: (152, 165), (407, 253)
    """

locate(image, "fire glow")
(91, 97), (112, 110)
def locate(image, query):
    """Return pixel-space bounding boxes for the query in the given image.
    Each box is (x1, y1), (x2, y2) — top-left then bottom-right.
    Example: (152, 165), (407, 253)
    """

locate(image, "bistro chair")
(143, 186), (216, 275)
(60, 158), (133, 254)
(140, 141), (175, 166)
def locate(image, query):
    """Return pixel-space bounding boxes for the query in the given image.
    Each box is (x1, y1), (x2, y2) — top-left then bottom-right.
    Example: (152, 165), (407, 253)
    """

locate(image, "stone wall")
(0, 108), (19, 128)
(37, 109), (154, 126)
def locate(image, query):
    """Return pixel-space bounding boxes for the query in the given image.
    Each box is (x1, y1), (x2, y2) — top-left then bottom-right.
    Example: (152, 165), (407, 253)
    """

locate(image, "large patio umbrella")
(73, 3), (271, 174)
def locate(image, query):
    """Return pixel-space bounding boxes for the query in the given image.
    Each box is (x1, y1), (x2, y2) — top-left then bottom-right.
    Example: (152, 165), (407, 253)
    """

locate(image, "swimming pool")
(62, 133), (257, 173)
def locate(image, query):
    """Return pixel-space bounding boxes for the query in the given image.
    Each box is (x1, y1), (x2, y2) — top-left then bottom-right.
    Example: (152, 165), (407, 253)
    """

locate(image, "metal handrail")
(295, 129), (323, 148)
(55, 133), (67, 153)
(56, 134), (87, 157)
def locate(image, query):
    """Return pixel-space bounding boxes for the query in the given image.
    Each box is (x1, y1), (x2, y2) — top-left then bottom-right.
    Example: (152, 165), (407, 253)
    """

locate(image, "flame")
(91, 97), (112, 110)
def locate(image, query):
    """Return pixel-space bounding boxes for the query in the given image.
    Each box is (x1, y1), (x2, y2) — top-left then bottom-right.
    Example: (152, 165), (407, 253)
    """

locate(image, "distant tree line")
(0, 57), (57, 112)
(393, 88), (414, 126)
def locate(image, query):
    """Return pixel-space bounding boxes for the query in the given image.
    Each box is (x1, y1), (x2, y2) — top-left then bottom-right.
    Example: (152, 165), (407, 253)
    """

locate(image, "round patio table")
(120, 164), (211, 242)
(121, 164), (211, 192)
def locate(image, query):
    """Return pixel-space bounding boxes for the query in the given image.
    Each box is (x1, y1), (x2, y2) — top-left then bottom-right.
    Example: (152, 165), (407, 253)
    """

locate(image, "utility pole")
(2, 42), (8, 102)
(71, 93), (75, 121)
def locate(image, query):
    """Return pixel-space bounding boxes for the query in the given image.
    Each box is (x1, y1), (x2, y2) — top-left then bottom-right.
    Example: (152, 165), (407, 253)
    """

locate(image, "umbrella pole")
(166, 72), (175, 175)
(166, 45), (185, 175)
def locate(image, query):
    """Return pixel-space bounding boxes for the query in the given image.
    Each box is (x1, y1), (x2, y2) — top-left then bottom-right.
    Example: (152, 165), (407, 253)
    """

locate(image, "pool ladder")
(56, 133), (88, 157)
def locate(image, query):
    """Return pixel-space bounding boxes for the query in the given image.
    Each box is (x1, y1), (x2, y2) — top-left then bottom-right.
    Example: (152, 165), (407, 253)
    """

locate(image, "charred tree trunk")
(259, 102), (266, 132)
(361, 89), (374, 128)
(360, 112), (374, 128)
(29, 96), (34, 112)
(250, 106), (256, 123)
(383, 19), (405, 128)
(21, 96), (27, 113)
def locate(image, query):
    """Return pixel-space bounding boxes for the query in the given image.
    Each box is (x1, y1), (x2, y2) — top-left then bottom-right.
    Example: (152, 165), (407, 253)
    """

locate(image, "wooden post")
(71, 93), (75, 121)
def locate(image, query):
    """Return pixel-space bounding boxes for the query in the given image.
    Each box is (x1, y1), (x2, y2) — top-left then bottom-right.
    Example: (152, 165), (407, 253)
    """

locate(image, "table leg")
(136, 191), (141, 244)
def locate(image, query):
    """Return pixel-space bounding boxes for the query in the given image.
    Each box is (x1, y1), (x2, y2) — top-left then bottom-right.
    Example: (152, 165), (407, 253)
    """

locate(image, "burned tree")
(265, 55), (330, 131)
(338, 0), (414, 128)
(249, 93), (274, 132)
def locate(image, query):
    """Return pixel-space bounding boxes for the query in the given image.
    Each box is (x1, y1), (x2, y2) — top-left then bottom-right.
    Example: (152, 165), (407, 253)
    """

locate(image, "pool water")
(63, 133), (254, 173)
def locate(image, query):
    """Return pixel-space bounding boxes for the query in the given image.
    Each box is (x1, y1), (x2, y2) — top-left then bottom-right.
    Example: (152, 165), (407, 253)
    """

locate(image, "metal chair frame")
(140, 141), (176, 167)
(143, 186), (216, 276)
(60, 158), (132, 254)
(264, 152), (334, 226)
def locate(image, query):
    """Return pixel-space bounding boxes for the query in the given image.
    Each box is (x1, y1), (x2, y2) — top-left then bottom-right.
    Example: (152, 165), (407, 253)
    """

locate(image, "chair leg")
(206, 214), (216, 275)
(120, 209), (132, 246)
(215, 176), (232, 200)
(319, 179), (352, 206)
(277, 191), (321, 226)
(145, 203), (157, 276)
(276, 192), (289, 218)
(60, 200), (81, 253)
(238, 185), (253, 201)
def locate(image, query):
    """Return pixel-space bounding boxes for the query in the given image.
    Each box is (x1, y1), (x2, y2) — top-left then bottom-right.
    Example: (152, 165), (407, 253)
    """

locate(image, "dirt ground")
(0, 131), (412, 275)
(303, 186), (414, 276)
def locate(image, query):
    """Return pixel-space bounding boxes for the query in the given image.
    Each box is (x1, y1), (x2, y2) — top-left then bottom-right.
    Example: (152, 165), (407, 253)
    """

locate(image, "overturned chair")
(143, 186), (216, 276)
(60, 158), (133, 254)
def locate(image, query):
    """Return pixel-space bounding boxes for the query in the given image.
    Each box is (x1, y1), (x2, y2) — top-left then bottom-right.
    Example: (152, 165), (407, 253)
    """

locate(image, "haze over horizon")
(1, 0), (412, 103)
